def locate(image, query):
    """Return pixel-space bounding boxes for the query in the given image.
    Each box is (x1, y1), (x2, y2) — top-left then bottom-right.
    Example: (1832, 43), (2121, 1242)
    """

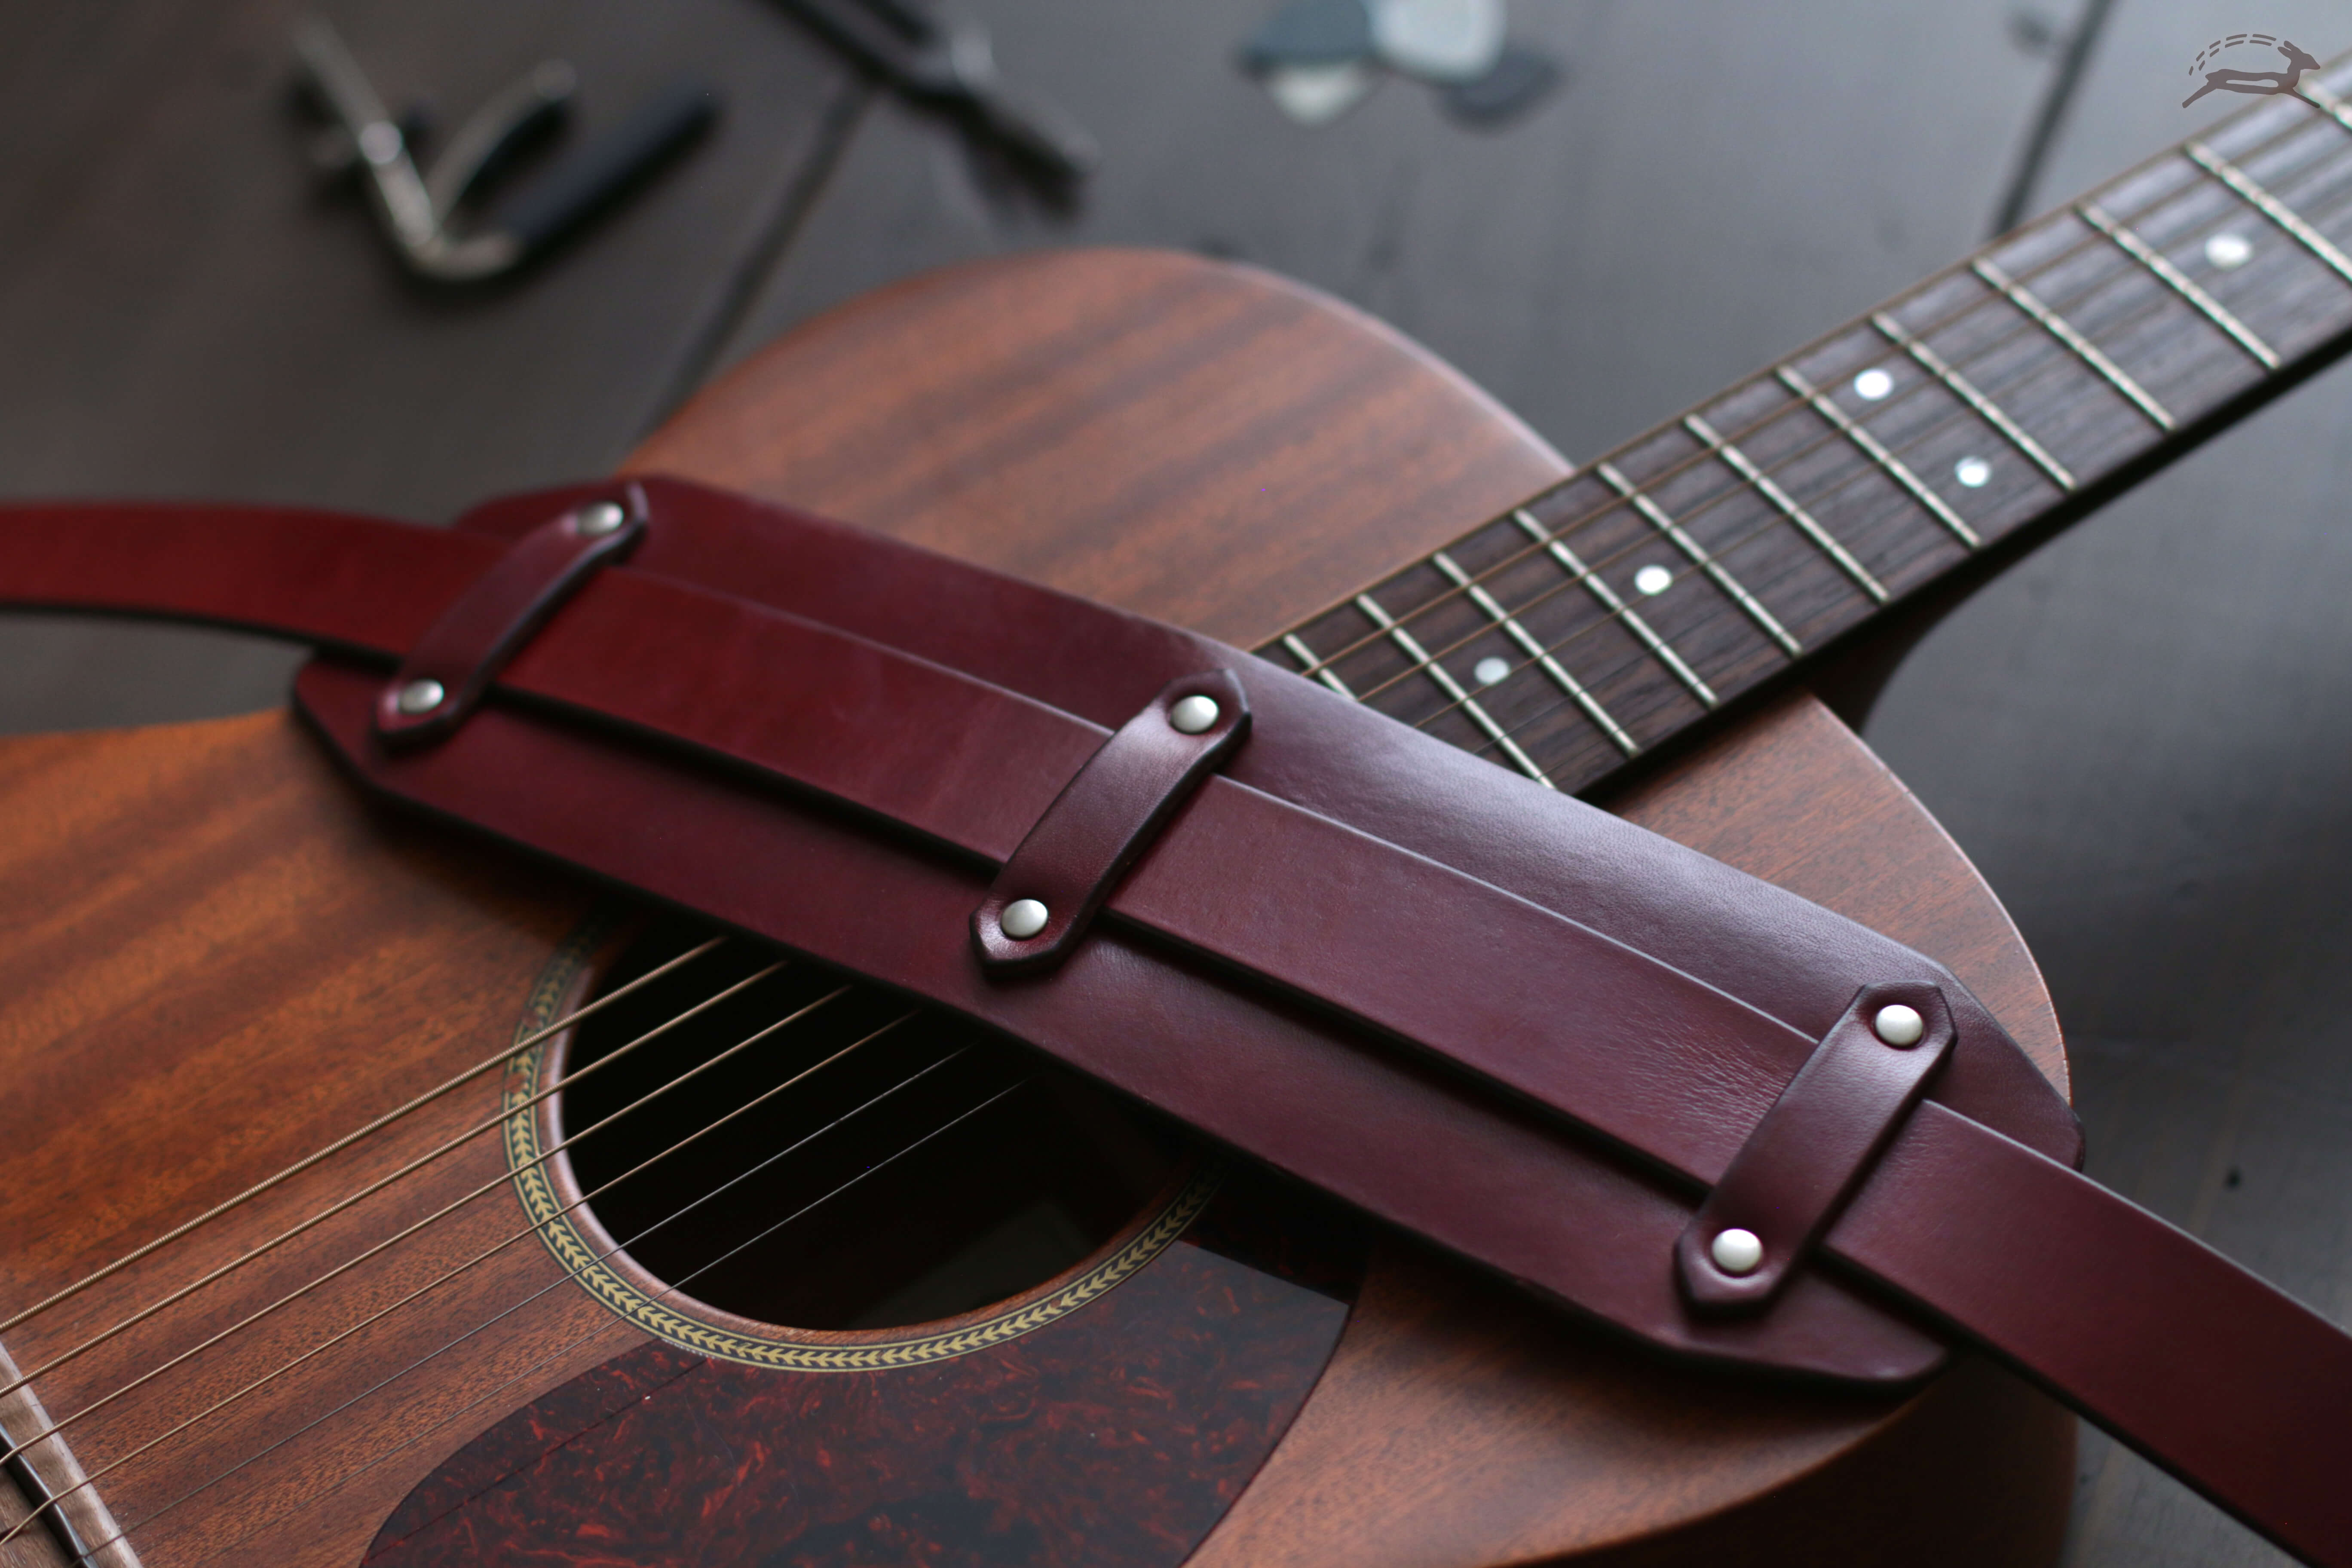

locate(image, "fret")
(1969, 256), (2175, 431)
(1870, 311), (2077, 491)
(1351, 592), (1556, 788)
(1594, 461), (1802, 658)
(2295, 77), (2352, 138)
(2185, 140), (2352, 287)
(1775, 366), (1981, 547)
(1681, 412), (1889, 603)
(2074, 201), (2279, 370)
(1280, 632), (1355, 699)
(1429, 548), (1640, 756)
(1509, 509), (1719, 709)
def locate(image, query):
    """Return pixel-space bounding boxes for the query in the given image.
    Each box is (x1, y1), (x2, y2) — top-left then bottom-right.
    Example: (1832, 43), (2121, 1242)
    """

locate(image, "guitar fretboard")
(1267, 69), (2352, 796)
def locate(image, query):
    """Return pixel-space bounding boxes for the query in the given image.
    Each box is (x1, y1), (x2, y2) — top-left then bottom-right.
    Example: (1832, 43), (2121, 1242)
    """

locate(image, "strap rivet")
(394, 677), (447, 715)
(1001, 898), (1050, 940)
(1170, 695), (1220, 734)
(574, 500), (628, 538)
(1873, 1003), (1926, 1047)
(1710, 1227), (1764, 1275)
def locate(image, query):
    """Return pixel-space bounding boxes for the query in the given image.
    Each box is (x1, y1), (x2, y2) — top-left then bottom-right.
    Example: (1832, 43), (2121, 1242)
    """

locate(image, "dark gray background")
(2, 2), (2345, 1562)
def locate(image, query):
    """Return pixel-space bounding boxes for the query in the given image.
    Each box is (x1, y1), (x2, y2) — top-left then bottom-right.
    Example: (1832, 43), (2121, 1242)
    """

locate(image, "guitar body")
(0, 250), (2074, 1567)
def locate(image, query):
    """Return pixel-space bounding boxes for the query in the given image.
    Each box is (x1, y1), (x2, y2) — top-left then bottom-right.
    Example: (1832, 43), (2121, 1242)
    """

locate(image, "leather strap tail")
(1839, 1103), (2352, 1566)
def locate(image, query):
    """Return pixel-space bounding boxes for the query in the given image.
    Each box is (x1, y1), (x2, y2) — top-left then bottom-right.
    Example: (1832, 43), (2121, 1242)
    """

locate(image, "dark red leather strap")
(0, 483), (2346, 1566)
(294, 649), (2352, 1565)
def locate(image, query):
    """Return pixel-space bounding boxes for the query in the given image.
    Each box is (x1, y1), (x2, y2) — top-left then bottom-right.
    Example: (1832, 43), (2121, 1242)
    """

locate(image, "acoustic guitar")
(3, 68), (2349, 1568)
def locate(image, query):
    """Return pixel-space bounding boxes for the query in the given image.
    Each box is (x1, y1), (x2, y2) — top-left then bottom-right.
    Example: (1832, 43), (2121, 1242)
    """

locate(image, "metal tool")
(768, 0), (1097, 181)
(292, 17), (717, 282)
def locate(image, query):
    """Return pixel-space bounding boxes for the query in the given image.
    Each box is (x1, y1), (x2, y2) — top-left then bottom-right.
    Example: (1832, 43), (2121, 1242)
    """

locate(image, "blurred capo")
(292, 17), (717, 282)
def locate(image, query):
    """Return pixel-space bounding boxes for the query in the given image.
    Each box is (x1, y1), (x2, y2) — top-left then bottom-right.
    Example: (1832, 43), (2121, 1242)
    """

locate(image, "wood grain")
(628, 248), (1568, 647)
(0, 716), (640, 1566)
(629, 245), (2073, 1567)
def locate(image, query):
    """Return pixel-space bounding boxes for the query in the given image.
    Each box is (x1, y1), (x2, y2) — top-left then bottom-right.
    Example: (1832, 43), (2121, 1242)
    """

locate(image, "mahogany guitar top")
(0, 248), (2074, 1568)
(631, 247), (2074, 1566)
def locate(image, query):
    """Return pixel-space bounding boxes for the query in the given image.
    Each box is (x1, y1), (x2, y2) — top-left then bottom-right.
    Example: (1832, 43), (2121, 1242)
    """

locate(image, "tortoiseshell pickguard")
(363, 1176), (1362, 1568)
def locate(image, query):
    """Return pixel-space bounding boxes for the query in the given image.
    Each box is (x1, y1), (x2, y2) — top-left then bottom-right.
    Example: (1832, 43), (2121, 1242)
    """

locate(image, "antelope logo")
(2183, 34), (2317, 107)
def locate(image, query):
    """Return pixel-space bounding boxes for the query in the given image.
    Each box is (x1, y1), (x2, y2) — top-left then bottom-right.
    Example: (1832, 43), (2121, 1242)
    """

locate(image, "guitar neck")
(1266, 68), (2352, 797)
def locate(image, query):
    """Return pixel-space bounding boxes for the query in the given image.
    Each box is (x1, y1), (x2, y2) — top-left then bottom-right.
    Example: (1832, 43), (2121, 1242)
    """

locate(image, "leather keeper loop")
(374, 484), (647, 747)
(974, 668), (1250, 973)
(1677, 982), (1955, 1315)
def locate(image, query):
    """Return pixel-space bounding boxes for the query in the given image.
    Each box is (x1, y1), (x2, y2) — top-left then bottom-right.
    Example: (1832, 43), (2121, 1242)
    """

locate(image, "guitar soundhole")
(557, 915), (1186, 1332)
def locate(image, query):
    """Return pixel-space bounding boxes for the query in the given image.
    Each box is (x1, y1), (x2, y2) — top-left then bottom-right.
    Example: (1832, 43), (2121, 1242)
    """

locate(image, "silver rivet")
(1710, 1227), (1764, 1275)
(1634, 563), (1673, 596)
(1001, 898), (1050, 940)
(2205, 232), (2253, 270)
(394, 677), (446, 716)
(574, 500), (628, 538)
(1852, 367), (1894, 401)
(1954, 455), (1992, 488)
(1874, 1003), (1925, 1047)
(1474, 656), (1510, 686)
(1169, 695), (1220, 735)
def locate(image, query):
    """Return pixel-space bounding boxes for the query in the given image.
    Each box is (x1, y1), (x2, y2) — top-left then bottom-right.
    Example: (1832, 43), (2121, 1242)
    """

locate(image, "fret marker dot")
(1851, 368), (1894, 401)
(2205, 232), (2253, 270)
(1634, 564), (1674, 596)
(1474, 656), (1510, 686)
(1954, 456), (1992, 488)
(1001, 899), (1049, 940)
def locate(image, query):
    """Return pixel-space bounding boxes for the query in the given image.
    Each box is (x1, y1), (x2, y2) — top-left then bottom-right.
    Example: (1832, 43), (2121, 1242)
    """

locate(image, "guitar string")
(1286, 92), (2347, 690)
(1365, 145), (2352, 745)
(0, 955), (790, 1416)
(0, 1006), (937, 1550)
(94, 1070), (1038, 1561)
(0, 970), (839, 1478)
(1289, 84), (2350, 684)
(20, 1023), (1013, 1553)
(0, 934), (729, 1345)
(1343, 135), (2346, 718)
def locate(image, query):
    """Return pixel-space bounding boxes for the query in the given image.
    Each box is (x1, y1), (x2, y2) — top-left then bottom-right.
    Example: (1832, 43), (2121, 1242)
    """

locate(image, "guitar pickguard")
(362, 1173), (1363, 1567)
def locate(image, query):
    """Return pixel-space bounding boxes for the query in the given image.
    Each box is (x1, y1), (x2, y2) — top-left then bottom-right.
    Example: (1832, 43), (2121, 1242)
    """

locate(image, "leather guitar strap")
(0, 481), (2344, 1566)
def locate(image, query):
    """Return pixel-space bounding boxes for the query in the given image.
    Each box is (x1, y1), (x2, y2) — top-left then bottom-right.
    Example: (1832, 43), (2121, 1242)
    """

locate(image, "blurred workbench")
(1, 3), (2345, 1563)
